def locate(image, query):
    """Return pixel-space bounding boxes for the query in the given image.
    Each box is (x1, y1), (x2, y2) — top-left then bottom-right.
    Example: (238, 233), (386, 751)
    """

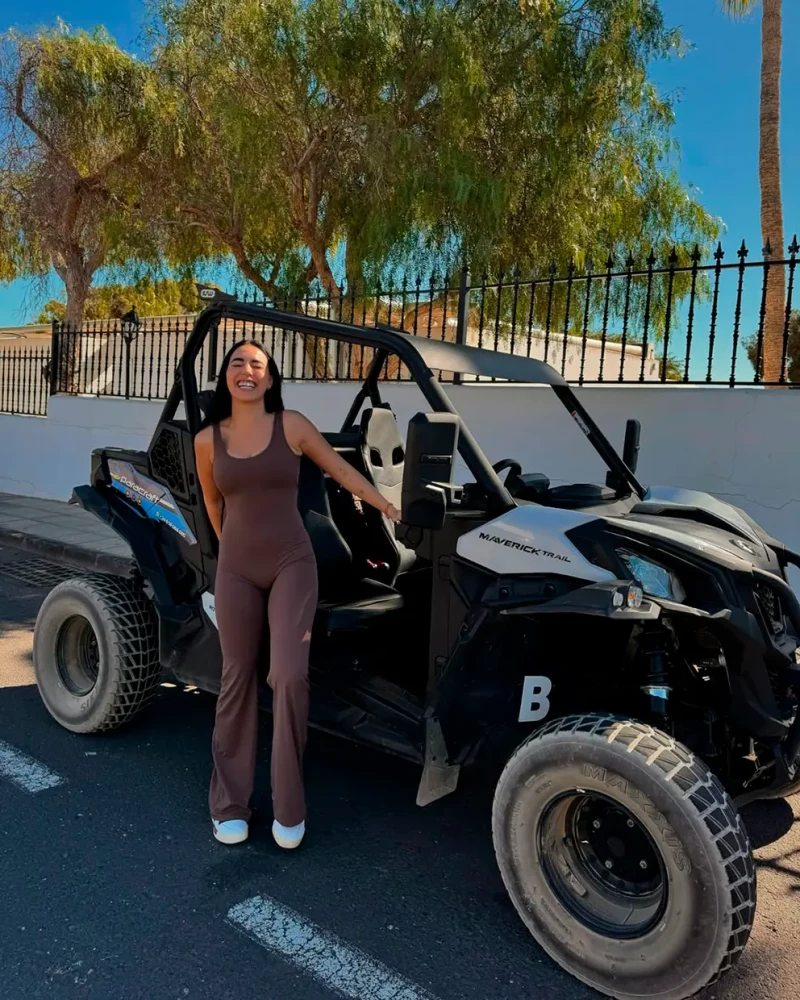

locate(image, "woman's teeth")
(237, 380), (256, 390)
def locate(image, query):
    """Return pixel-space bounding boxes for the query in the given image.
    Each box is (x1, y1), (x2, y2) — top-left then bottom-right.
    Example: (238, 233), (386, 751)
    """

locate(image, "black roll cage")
(159, 301), (645, 508)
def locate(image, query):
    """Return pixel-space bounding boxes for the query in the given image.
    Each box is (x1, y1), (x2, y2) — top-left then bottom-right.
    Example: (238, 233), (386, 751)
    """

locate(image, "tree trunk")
(760, 0), (786, 385)
(57, 263), (91, 394)
(229, 242), (278, 301)
(305, 239), (348, 377)
(344, 240), (368, 378)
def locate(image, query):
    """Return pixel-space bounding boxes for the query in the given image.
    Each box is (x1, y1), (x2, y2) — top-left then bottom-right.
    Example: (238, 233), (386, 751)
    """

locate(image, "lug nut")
(605, 860), (613, 870)
(593, 820), (602, 830)
(627, 819), (635, 829)
(640, 860), (648, 870)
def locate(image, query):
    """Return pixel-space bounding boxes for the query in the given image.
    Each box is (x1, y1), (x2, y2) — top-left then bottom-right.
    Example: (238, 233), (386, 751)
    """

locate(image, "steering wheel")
(492, 458), (523, 486)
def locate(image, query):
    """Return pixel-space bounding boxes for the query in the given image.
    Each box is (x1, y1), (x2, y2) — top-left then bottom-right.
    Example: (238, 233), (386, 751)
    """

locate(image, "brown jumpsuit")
(208, 412), (318, 828)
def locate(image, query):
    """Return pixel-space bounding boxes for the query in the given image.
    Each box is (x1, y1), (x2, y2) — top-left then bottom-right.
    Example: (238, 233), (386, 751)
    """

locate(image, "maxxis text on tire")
(492, 714), (756, 1000)
(33, 574), (160, 733)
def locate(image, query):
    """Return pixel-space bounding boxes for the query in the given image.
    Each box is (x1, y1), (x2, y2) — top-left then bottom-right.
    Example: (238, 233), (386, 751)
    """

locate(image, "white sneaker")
(272, 819), (305, 849)
(212, 818), (249, 845)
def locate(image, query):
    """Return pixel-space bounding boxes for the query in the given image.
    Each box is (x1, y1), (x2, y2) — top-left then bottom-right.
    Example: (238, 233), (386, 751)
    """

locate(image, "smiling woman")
(192, 339), (399, 851)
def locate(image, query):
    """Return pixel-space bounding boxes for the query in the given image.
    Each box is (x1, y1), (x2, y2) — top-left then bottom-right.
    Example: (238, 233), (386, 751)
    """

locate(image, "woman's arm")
(287, 412), (401, 521)
(194, 427), (225, 539)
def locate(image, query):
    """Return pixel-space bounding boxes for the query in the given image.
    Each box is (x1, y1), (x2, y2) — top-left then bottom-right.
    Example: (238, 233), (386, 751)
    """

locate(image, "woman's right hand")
(383, 502), (401, 522)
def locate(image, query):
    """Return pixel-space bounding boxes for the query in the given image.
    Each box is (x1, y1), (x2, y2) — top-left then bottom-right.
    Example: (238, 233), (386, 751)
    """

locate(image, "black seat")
(317, 578), (405, 631)
(298, 457), (405, 629)
(297, 455), (353, 597)
(357, 406), (417, 582)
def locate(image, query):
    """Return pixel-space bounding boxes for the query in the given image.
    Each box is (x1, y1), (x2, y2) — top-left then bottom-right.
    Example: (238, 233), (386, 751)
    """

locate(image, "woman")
(194, 339), (400, 849)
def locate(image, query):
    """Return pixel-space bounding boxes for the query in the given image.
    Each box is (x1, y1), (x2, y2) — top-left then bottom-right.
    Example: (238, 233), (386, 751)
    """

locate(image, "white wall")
(1, 384), (798, 554)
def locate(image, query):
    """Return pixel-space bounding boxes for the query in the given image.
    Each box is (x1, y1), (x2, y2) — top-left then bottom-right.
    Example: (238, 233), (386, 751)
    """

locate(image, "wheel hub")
(540, 791), (667, 939)
(55, 616), (100, 697)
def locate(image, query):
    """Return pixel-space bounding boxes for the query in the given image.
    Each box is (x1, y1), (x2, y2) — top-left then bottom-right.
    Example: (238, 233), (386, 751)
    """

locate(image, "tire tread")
(498, 713), (756, 993)
(45, 574), (160, 732)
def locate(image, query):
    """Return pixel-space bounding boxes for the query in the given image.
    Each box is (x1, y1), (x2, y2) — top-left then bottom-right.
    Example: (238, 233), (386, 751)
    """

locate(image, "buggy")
(31, 294), (800, 999)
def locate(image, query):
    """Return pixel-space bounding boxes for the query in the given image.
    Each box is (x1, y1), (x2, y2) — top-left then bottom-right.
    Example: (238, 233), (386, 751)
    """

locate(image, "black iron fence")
(32, 235), (800, 404)
(0, 342), (51, 416)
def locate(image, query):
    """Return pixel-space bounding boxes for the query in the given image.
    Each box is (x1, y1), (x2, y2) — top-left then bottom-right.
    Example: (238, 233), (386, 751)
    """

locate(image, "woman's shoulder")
(194, 424), (215, 449)
(282, 409), (315, 430)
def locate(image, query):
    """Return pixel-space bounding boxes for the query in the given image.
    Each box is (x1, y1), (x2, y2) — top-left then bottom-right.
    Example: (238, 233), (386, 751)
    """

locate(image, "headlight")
(618, 550), (685, 602)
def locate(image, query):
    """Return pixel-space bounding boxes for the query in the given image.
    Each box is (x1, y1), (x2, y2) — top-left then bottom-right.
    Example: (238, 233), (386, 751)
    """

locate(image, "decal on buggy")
(519, 675), (552, 723)
(108, 459), (198, 545)
(201, 591), (218, 628)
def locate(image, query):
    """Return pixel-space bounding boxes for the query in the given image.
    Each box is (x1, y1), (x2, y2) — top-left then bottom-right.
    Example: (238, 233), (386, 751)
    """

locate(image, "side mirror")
(605, 418), (642, 494)
(623, 418), (641, 474)
(401, 412), (460, 529)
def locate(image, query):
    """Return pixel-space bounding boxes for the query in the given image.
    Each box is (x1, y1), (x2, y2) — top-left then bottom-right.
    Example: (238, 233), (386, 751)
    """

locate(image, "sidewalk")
(0, 492), (133, 576)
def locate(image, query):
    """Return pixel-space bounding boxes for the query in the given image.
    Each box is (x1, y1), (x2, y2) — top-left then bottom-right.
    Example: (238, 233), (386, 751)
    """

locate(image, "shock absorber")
(640, 628), (672, 727)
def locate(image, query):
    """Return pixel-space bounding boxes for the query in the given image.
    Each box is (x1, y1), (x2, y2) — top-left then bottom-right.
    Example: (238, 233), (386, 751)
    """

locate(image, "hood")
(611, 486), (783, 577)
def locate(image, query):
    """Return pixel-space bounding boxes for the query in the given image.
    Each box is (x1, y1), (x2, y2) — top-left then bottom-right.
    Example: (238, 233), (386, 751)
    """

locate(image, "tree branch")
(295, 129), (328, 175)
(13, 61), (78, 180)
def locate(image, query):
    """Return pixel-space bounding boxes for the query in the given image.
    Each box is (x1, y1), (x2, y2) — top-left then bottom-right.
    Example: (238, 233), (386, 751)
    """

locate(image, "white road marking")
(0, 740), (65, 793)
(227, 895), (440, 1000)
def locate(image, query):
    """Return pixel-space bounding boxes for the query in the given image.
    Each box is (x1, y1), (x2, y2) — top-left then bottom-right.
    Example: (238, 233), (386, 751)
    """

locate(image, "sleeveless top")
(212, 411), (313, 573)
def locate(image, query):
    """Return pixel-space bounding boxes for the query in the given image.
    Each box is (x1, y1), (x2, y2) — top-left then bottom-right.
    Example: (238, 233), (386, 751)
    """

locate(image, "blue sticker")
(108, 460), (198, 546)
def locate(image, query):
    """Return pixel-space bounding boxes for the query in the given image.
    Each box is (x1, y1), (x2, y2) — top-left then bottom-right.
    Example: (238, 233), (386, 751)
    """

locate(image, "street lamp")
(120, 308), (140, 399)
(120, 308), (140, 342)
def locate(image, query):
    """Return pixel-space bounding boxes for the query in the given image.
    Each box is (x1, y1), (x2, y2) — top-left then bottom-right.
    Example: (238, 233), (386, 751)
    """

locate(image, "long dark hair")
(200, 339), (284, 429)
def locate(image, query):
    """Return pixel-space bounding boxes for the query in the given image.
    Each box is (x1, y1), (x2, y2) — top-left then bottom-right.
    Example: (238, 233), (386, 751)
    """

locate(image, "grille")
(150, 425), (187, 498)
(755, 582), (785, 637)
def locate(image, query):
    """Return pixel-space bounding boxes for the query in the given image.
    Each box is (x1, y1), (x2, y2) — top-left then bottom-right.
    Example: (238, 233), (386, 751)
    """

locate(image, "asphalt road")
(1, 547), (799, 1000)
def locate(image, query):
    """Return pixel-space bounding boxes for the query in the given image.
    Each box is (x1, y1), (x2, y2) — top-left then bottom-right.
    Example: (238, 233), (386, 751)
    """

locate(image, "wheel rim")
(55, 616), (100, 696)
(539, 791), (668, 939)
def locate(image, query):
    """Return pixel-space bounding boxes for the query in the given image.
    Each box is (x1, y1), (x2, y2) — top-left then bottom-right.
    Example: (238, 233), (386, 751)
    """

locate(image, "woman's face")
(225, 344), (272, 403)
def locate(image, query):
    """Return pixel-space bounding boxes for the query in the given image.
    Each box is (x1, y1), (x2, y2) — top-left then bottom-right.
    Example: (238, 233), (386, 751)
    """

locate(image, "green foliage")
(0, 23), (162, 322)
(36, 275), (199, 322)
(150, 0), (720, 305)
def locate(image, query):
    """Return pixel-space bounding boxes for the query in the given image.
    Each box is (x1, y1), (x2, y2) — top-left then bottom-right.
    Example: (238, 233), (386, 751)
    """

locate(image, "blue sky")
(0, 0), (798, 360)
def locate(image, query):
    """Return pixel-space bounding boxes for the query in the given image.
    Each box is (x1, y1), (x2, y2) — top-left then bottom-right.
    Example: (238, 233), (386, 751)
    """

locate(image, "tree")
(0, 24), (160, 328)
(721, 0), (785, 383)
(151, 0), (718, 305)
(36, 275), (199, 322)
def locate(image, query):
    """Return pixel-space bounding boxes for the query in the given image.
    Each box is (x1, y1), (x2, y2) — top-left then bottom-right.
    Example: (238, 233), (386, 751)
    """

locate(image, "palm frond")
(718, 0), (760, 19)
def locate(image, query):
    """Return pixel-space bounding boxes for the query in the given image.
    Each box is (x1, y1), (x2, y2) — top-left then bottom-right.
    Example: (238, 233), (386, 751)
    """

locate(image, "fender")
(71, 483), (195, 621)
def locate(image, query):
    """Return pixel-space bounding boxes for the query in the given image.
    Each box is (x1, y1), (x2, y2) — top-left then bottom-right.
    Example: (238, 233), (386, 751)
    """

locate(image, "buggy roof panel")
(218, 303), (567, 386)
(390, 329), (568, 386)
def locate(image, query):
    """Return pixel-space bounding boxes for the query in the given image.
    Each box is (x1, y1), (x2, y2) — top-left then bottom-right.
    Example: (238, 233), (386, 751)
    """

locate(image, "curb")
(0, 527), (134, 578)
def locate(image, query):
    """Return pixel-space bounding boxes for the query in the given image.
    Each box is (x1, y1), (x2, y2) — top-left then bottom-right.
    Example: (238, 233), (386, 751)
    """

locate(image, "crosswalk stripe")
(0, 740), (65, 793)
(227, 895), (440, 1000)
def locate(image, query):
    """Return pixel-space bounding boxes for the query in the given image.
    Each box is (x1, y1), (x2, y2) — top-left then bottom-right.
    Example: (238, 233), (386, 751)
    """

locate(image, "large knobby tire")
(33, 574), (160, 733)
(492, 715), (756, 1000)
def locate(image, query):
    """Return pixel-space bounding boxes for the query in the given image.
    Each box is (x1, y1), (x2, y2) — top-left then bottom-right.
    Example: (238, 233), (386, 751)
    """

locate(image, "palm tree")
(721, 0), (786, 384)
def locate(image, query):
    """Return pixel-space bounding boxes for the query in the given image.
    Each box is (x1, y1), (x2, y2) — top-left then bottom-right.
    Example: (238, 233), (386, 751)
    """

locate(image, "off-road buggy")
(31, 295), (800, 1000)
